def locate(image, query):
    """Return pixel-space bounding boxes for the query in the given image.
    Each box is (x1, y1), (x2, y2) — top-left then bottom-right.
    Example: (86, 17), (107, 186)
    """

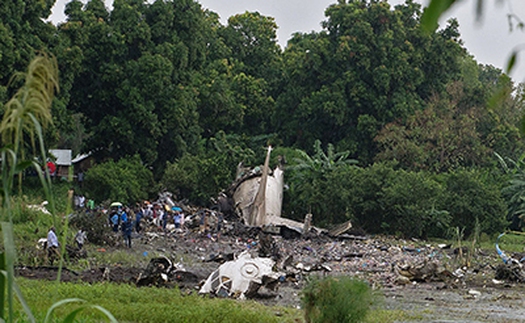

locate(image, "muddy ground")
(16, 226), (525, 323)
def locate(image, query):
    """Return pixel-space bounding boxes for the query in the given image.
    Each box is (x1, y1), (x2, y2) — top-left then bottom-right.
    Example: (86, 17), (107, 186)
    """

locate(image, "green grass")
(13, 179), (72, 215)
(16, 278), (303, 323)
(480, 232), (525, 253)
(14, 278), (415, 323)
(365, 309), (418, 323)
(84, 247), (146, 267)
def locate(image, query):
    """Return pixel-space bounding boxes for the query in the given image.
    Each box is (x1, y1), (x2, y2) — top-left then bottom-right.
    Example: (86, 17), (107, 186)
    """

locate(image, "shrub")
(381, 170), (448, 238)
(436, 169), (508, 237)
(343, 161), (447, 238)
(84, 155), (156, 205)
(345, 162), (397, 232)
(69, 211), (117, 246)
(162, 132), (255, 205)
(301, 276), (372, 323)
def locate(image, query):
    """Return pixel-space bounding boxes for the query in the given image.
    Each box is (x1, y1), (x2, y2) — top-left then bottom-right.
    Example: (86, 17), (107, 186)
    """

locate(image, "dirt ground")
(16, 226), (525, 323)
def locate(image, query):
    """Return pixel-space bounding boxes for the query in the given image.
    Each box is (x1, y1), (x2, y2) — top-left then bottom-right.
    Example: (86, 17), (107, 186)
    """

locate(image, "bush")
(301, 276), (372, 323)
(344, 162), (449, 238)
(69, 211), (116, 246)
(84, 155), (156, 205)
(345, 162), (397, 232)
(162, 132), (256, 205)
(381, 170), (448, 238)
(436, 169), (508, 237)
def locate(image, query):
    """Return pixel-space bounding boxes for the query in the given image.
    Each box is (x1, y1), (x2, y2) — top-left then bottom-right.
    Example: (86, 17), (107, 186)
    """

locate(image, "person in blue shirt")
(111, 212), (120, 232)
(122, 216), (133, 248)
(135, 205), (144, 233)
(173, 209), (181, 229)
(120, 207), (128, 224)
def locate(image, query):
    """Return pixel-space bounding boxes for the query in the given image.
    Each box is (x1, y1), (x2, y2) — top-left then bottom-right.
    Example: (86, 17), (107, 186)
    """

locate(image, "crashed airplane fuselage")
(232, 146), (284, 227)
(228, 146), (349, 237)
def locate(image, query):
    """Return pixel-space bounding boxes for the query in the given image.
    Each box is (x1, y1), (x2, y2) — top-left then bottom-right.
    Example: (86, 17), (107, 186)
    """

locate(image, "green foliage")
(0, 53), (116, 323)
(436, 169), (508, 237)
(342, 162), (450, 238)
(375, 63), (524, 173)
(69, 211), (115, 246)
(301, 275), (372, 323)
(162, 132), (255, 205)
(381, 170), (448, 238)
(285, 140), (357, 225)
(83, 155), (156, 205)
(288, 159), (506, 239)
(421, 0), (457, 33)
(496, 152), (525, 229)
(276, 0), (464, 161)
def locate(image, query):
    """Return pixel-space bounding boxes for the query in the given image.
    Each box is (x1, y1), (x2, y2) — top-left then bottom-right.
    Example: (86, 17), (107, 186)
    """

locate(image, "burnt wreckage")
(196, 146), (353, 298)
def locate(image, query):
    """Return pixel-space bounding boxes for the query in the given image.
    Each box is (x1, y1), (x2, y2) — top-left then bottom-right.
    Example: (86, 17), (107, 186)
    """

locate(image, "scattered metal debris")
(27, 201), (51, 215)
(136, 257), (173, 286)
(199, 251), (283, 299)
(395, 261), (451, 283)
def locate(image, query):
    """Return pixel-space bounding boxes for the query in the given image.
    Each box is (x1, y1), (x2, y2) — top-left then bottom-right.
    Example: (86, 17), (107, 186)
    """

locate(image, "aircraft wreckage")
(196, 146), (354, 298)
(224, 146), (352, 237)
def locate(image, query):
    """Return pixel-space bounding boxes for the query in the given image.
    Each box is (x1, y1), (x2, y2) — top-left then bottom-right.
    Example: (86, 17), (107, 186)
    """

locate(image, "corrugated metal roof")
(49, 149), (72, 166)
(72, 153), (91, 164)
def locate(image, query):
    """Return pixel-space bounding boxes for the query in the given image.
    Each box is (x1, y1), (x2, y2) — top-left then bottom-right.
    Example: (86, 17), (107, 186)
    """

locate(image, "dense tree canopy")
(273, 0), (465, 163)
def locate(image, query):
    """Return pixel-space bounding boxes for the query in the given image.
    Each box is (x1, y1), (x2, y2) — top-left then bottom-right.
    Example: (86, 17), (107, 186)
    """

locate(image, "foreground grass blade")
(86, 305), (119, 323)
(43, 298), (118, 323)
(12, 281), (36, 323)
(0, 253), (5, 320)
(2, 222), (16, 323)
(1, 222), (36, 323)
(61, 308), (85, 323)
(44, 298), (86, 323)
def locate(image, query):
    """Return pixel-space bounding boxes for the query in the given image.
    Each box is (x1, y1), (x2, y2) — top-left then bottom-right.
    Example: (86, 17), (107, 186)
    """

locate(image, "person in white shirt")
(47, 227), (60, 264)
(75, 229), (87, 249)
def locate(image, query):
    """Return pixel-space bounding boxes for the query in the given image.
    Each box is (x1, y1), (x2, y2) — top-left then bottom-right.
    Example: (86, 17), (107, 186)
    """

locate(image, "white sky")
(49, 0), (525, 81)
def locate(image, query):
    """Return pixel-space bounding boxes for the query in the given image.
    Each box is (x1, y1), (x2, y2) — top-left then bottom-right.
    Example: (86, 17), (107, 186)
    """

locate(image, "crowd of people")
(106, 201), (189, 248)
(45, 197), (223, 264)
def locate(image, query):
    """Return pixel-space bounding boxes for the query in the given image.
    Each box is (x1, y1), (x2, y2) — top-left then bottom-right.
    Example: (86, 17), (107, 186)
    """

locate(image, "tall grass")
(0, 53), (116, 322)
(301, 275), (373, 323)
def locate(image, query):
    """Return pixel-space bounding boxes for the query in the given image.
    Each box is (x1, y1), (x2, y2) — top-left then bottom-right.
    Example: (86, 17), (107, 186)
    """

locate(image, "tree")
(0, 0), (57, 111)
(374, 61), (525, 172)
(58, 0), (211, 173)
(375, 82), (489, 172)
(274, 0), (465, 163)
(220, 12), (282, 82)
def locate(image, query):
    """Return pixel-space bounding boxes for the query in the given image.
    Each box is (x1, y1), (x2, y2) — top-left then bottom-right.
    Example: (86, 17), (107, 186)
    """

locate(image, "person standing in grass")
(46, 226), (60, 264)
(75, 229), (87, 250)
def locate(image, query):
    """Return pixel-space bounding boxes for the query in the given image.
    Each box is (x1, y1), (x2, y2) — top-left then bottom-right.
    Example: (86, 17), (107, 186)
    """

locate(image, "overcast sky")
(50, 0), (525, 81)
